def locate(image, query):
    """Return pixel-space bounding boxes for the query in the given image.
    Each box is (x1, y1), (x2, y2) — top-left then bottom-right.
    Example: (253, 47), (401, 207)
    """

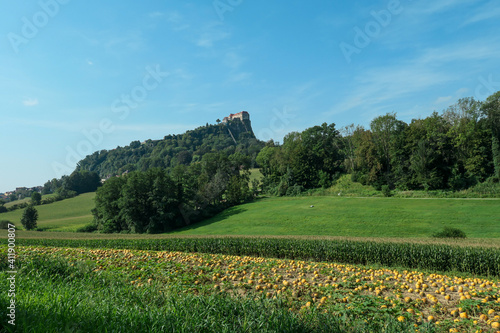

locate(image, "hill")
(172, 196), (500, 238)
(0, 192), (96, 231)
(76, 115), (263, 177)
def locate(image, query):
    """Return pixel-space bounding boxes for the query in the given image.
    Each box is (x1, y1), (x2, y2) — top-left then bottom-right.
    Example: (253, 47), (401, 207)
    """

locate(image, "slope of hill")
(172, 196), (500, 238)
(76, 118), (263, 177)
(0, 192), (96, 231)
(3, 193), (499, 240)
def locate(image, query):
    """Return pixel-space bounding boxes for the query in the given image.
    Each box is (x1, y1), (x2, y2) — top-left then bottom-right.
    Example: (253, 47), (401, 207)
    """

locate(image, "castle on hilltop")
(222, 111), (249, 123)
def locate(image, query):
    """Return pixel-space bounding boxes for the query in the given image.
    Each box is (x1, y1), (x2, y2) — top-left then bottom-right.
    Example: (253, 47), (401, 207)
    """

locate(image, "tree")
(352, 128), (382, 186)
(93, 176), (127, 233)
(119, 169), (181, 233)
(370, 113), (407, 186)
(0, 200), (7, 213)
(31, 192), (42, 205)
(445, 98), (492, 187)
(21, 206), (38, 230)
(340, 124), (359, 172)
(481, 91), (500, 178)
(410, 140), (434, 190)
(64, 170), (101, 194)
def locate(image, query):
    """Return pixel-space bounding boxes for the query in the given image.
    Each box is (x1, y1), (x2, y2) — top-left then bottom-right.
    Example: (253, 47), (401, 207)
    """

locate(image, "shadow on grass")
(171, 205), (248, 233)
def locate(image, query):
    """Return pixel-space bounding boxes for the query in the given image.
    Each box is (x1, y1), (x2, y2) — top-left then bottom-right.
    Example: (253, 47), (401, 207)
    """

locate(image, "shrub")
(0, 220), (13, 229)
(381, 185), (392, 197)
(286, 184), (304, 196)
(432, 227), (466, 239)
(76, 223), (98, 233)
(489, 176), (499, 184)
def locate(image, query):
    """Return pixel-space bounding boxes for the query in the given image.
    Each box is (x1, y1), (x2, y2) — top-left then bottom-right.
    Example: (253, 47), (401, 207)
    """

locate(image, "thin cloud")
(325, 64), (455, 116)
(327, 36), (500, 117)
(113, 123), (197, 133)
(23, 98), (39, 106)
(228, 72), (252, 83)
(410, 0), (477, 15)
(224, 52), (245, 70)
(5, 117), (82, 131)
(149, 11), (164, 18)
(464, 1), (500, 25)
(434, 96), (452, 104)
(418, 40), (500, 64)
(196, 31), (230, 48)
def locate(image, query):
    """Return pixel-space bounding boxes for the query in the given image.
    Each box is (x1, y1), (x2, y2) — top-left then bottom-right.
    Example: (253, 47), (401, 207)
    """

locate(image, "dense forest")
(92, 152), (257, 233)
(75, 118), (263, 177)
(258, 93), (500, 195)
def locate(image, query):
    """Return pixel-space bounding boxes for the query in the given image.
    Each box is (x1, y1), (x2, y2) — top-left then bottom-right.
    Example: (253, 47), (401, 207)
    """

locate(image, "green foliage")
(75, 121), (263, 178)
(328, 95), (498, 194)
(93, 169), (182, 234)
(433, 227), (467, 239)
(0, 220), (12, 229)
(76, 223), (98, 233)
(64, 170), (101, 194)
(381, 185), (392, 197)
(258, 123), (344, 194)
(31, 192), (42, 205)
(327, 174), (380, 197)
(481, 91), (500, 178)
(16, 237), (500, 277)
(55, 187), (77, 199)
(93, 153), (255, 233)
(21, 206), (38, 230)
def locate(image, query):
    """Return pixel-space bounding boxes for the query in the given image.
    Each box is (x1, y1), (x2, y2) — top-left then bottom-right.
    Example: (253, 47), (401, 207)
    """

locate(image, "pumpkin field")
(2, 237), (500, 332)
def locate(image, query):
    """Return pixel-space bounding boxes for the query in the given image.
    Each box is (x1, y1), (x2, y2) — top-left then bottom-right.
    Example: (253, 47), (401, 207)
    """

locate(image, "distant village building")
(222, 111), (250, 123)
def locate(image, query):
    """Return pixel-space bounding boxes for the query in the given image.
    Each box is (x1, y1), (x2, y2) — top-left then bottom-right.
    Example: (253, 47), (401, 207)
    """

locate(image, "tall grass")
(0, 255), (435, 333)
(15, 237), (500, 277)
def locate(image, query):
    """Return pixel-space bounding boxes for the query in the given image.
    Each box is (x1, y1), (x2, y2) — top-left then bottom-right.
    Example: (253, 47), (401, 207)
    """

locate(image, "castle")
(222, 111), (249, 123)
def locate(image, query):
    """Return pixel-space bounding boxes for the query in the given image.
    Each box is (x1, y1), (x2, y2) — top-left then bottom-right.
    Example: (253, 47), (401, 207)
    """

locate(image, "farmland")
(1, 242), (500, 332)
(2, 193), (500, 332)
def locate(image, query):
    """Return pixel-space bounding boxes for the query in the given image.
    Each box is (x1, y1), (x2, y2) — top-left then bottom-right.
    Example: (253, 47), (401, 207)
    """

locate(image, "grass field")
(173, 196), (500, 238)
(0, 192), (95, 231)
(3, 193), (57, 208)
(2, 244), (499, 332)
(1, 192), (499, 239)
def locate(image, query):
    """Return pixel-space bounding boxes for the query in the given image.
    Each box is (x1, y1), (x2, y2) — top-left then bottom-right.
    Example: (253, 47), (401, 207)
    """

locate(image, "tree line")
(257, 93), (500, 194)
(92, 151), (256, 233)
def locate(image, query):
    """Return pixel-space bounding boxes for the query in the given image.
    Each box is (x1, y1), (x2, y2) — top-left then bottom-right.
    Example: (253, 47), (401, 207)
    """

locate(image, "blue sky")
(1, 0), (500, 193)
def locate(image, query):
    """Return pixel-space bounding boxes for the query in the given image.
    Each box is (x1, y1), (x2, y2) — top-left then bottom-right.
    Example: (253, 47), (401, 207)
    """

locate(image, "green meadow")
(3, 191), (499, 239)
(173, 196), (500, 238)
(0, 192), (95, 231)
